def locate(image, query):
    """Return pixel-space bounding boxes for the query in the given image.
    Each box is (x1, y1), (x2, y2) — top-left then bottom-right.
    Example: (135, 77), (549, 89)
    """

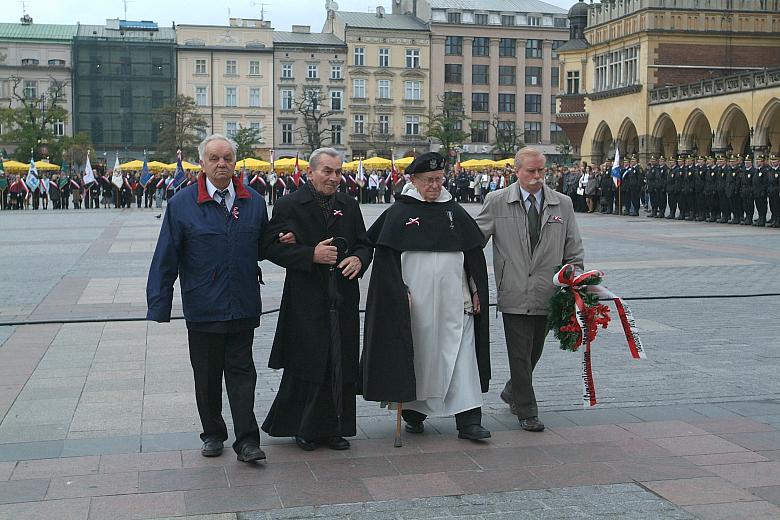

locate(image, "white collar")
(205, 177), (234, 200)
(519, 185), (542, 204)
(405, 185), (453, 203)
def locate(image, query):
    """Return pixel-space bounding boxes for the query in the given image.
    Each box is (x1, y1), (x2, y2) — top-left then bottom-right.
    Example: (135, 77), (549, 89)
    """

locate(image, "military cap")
(406, 152), (446, 175)
(757, 154), (765, 160)
(744, 155), (753, 162)
(629, 155), (637, 160)
(658, 155), (666, 160)
(770, 154), (779, 160)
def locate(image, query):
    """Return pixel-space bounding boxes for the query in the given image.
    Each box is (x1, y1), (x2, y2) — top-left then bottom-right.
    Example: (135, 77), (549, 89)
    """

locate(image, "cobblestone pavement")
(1, 204), (780, 519)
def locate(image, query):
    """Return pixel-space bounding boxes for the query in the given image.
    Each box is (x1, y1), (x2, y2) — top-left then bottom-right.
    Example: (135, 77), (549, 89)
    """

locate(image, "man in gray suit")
(475, 148), (584, 432)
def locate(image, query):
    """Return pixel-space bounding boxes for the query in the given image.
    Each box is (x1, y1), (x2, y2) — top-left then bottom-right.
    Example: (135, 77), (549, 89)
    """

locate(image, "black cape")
(360, 194), (491, 403)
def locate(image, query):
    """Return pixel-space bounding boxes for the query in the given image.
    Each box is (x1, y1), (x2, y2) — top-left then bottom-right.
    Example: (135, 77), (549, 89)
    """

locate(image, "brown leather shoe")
(519, 416), (545, 432)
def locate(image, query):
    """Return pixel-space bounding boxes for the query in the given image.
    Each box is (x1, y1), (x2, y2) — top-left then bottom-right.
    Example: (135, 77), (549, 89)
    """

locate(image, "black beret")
(406, 152), (446, 175)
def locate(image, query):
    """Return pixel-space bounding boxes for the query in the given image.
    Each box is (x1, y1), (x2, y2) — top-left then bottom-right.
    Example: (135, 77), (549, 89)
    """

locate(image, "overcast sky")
(3, 0), (574, 32)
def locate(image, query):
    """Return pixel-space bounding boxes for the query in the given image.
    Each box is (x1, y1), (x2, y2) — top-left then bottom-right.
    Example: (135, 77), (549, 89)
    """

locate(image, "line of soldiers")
(644, 153), (780, 227)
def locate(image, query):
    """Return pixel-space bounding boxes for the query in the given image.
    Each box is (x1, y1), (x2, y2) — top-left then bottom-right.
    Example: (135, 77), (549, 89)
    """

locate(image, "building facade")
(72, 19), (176, 159)
(0, 17), (77, 158)
(395, 0), (569, 159)
(272, 26), (347, 159)
(557, 0), (780, 165)
(177, 18), (274, 160)
(325, 7), (431, 159)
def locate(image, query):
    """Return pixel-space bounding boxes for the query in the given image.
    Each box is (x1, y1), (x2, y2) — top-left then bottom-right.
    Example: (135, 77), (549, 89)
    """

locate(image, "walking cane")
(394, 403), (403, 448)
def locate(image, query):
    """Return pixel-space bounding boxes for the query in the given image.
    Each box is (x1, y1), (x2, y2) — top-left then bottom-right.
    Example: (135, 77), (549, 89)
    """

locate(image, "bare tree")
(356, 122), (394, 158)
(293, 89), (335, 153)
(489, 115), (524, 158)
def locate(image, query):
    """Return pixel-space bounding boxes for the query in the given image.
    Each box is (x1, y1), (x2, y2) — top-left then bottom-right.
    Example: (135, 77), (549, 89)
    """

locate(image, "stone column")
(542, 40), (553, 144)
(488, 38), (500, 145)
(463, 37), (473, 122)
(516, 39), (527, 132)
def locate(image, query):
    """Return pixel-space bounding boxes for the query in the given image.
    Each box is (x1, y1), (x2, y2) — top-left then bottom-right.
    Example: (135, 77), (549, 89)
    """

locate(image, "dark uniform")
(715, 157), (729, 223)
(767, 155), (780, 228)
(694, 157), (707, 221)
(682, 157), (695, 220)
(753, 155), (769, 227)
(740, 157), (755, 225)
(726, 157), (741, 224)
(599, 168), (615, 214)
(667, 158), (680, 219)
(623, 158), (642, 216)
(703, 158), (718, 222)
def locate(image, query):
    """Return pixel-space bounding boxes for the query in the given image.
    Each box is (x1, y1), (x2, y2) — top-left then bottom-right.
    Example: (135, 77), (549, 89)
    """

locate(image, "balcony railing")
(649, 68), (780, 105)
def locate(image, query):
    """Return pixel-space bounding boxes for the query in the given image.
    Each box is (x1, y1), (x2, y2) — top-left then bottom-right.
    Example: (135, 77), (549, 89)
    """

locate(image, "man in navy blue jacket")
(147, 134), (287, 463)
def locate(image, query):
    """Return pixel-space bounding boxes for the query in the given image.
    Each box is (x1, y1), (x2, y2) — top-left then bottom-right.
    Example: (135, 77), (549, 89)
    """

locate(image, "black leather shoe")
(294, 436), (317, 451)
(237, 444), (266, 462)
(319, 436), (350, 450)
(201, 440), (223, 457)
(458, 424), (492, 440)
(404, 421), (424, 434)
(519, 416), (545, 432)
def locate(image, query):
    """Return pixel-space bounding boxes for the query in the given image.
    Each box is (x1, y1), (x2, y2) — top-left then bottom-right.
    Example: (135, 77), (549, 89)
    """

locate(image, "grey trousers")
(501, 313), (549, 419)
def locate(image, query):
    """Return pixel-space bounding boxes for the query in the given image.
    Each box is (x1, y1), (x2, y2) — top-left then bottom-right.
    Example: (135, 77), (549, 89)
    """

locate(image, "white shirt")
(205, 177), (235, 210)
(369, 173), (379, 188)
(519, 185), (543, 214)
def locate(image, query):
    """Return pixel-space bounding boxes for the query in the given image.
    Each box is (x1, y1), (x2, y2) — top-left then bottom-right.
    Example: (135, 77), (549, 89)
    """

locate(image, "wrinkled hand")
(277, 231), (296, 244)
(313, 238), (338, 265)
(472, 292), (481, 315)
(338, 255), (362, 280)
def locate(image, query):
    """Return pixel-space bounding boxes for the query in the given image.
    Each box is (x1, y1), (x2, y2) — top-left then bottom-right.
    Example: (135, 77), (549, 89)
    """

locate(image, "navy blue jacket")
(146, 173), (268, 323)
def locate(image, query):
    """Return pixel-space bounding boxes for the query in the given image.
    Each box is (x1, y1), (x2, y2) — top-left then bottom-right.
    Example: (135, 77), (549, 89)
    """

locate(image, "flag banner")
(83, 153), (96, 185)
(172, 151), (187, 190)
(112, 154), (123, 189)
(357, 158), (365, 183)
(611, 147), (622, 187)
(293, 154), (301, 187)
(25, 158), (40, 191)
(41, 178), (50, 194)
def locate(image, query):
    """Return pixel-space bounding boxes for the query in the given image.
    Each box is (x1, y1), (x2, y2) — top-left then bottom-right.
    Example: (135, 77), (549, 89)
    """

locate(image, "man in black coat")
(261, 147), (373, 452)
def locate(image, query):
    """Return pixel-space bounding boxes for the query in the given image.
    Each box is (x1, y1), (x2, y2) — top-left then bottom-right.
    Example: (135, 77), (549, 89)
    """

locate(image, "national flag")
(611, 146), (622, 187)
(172, 150), (187, 191)
(292, 153), (301, 187)
(357, 158), (365, 184)
(60, 159), (68, 174)
(270, 149), (275, 174)
(25, 157), (40, 192)
(139, 153), (152, 187)
(83, 151), (96, 185)
(455, 150), (461, 173)
(112, 154), (123, 189)
(390, 152), (398, 186)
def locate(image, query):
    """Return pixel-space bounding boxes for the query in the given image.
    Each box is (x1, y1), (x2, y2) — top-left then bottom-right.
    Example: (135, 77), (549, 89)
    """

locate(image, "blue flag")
(139, 155), (152, 187)
(172, 151), (186, 190)
(25, 158), (40, 191)
(610, 146), (622, 187)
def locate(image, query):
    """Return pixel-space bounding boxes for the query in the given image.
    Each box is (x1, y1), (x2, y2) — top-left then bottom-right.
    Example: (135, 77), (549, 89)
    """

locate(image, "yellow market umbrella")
(273, 157), (309, 172)
(3, 160), (32, 172)
(342, 160), (359, 171)
(164, 161), (201, 171)
(393, 156), (414, 170)
(234, 158), (271, 171)
(146, 161), (168, 172)
(118, 160), (144, 170)
(361, 156), (392, 169)
(495, 158), (514, 167)
(34, 161), (60, 171)
(459, 159), (483, 169)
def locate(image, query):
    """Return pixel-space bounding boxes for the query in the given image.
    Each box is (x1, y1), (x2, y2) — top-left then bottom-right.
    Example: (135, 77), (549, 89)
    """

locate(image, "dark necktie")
(217, 189), (230, 215)
(527, 193), (540, 253)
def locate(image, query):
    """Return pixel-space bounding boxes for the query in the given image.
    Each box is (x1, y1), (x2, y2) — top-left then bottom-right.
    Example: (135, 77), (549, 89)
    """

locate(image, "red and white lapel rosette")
(553, 264), (646, 408)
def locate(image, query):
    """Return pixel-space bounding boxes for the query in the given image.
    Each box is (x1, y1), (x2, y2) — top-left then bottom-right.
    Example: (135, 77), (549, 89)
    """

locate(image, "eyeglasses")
(416, 176), (444, 186)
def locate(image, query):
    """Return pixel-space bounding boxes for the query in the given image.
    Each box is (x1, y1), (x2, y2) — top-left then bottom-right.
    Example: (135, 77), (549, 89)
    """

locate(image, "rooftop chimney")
(292, 25), (311, 33)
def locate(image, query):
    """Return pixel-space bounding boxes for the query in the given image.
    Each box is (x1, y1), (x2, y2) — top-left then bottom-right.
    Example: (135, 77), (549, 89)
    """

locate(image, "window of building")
(195, 59), (207, 74)
(249, 60), (260, 75)
(249, 88), (261, 107)
(331, 90), (343, 110)
(525, 94), (541, 113)
(404, 80), (422, 100)
(527, 16), (541, 26)
(443, 91), (463, 111)
(445, 36), (462, 56)
(195, 86), (208, 106)
(282, 63), (293, 78)
(554, 17), (568, 28)
(282, 123), (293, 144)
(331, 124), (342, 145)
(447, 11), (461, 23)
(551, 95), (557, 114)
(526, 39), (542, 58)
(354, 47), (364, 66)
(474, 13), (488, 24)
(307, 64), (319, 79)
(305, 89), (320, 111)
(378, 114), (390, 134)
(331, 65), (342, 79)
(444, 63), (462, 84)
(472, 64), (489, 85)
(281, 89), (294, 110)
(226, 121), (238, 138)
(250, 122), (262, 139)
(471, 92), (489, 112)
(353, 78), (366, 98)
(471, 120), (488, 142)
(405, 115), (420, 135)
(498, 93), (515, 113)
(624, 46), (639, 86)
(525, 66), (542, 86)
(567, 71), (581, 94)
(550, 122), (564, 144)
(497, 120), (515, 141)
(23, 80), (37, 99)
(378, 79), (391, 99)
(551, 66), (560, 89)
(21, 58), (39, 66)
(551, 40), (565, 59)
(120, 87), (131, 108)
(608, 49), (622, 89)
(225, 87), (237, 107)
(501, 15), (516, 26)
(379, 47), (390, 67)
(52, 120), (65, 137)
(48, 59), (66, 67)
(152, 57), (163, 75)
(472, 37), (489, 57)
(499, 38), (516, 57)
(524, 121), (541, 143)
(499, 65), (516, 86)
(354, 114), (365, 134)
(595, 46), (639, 91)
(405, 48), (420, 68)
(225, 59), (237, 75)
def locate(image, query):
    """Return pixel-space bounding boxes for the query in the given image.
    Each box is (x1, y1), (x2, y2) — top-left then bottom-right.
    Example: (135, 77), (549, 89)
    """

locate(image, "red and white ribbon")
(553, 264), (646, 408)
(405, 217), (420, 227)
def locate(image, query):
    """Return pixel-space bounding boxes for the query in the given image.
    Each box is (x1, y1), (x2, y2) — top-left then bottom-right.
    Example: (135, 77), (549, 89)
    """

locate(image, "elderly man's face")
(516, 153), (546, 193)
(411, 170), (444, 202)
(309, 153), (342, 196)
(200, 139), (235, 190)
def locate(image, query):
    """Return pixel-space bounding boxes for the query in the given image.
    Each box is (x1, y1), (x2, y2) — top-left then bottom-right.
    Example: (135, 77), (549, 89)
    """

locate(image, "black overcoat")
(263, 187), (373, 386)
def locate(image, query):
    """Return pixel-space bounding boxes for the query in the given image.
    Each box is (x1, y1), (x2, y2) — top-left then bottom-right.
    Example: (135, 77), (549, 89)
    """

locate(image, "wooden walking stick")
(394, 402), (403, 448)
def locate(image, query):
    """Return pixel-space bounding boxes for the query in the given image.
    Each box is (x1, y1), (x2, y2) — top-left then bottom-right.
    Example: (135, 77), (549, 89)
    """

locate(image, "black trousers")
(652, 189), (666, 216)
(501, 314), (548, 419)
(187, 328), (261, 451)
(730, 195), (742, 221)
(667, 193), (678, 217)
(600, 193), (613, 213)
(755, 195), (768, 221)
(742, 196), (754, 221)
(718, 192), (730, 220)
(769, 193), (780, 222)
(402, 407), (482, 430)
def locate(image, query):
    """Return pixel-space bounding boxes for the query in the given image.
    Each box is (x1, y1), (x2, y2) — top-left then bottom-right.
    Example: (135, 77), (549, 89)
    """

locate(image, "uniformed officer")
(623, 156), (641, 216)
(715, 156), (729, 223)
(675, 156), (688, 220)
(753, 155), (769, 227)
(767, 154), (780, 228)
(654, 156), (669, 218)
(704, 156), (718, 223)
(694, 156), (707, 221)
(667, 157), (680, 220)
(682, 155), (696, 221)
(600, 162), (615, 214)
(645, 156), (658, 217)
(740, 155), (755, 225)
(726, 155), (741, 224)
